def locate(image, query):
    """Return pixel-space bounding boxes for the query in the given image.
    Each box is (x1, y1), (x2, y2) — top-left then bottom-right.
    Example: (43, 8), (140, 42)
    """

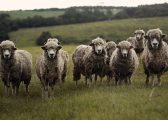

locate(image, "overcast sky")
(0, 0), (168, 11)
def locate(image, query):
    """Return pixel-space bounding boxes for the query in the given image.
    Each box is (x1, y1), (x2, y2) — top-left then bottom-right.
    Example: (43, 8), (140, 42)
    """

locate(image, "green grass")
(10, 17), (168, 47)
(0, 10), (64, 19)
(0, 45), (168, 120)
(1, 17), (168, 119)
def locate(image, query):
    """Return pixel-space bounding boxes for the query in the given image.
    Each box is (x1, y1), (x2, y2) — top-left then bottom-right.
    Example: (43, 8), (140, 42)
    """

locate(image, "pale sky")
(0, 0), (168, 11)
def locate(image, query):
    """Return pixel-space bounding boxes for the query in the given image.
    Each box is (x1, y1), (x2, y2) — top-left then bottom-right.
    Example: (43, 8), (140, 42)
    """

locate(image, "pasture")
(1, 17), (168, 119)
(0, 10), (64, 19)
(10, 16), (168, 47)
(0, 45), (168, 120)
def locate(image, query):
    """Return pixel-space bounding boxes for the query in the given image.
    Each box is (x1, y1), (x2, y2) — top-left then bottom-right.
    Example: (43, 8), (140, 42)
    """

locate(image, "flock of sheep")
(0, 28), (167, 99)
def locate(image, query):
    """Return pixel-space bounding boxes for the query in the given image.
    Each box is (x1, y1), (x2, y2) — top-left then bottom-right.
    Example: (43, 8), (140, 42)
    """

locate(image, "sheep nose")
(50, 53), (54, 56)
(5, 54), (9, 57)
(98, 49), (102, 52)
(153, 43), (158, 46)
(123, 53), (127, 57)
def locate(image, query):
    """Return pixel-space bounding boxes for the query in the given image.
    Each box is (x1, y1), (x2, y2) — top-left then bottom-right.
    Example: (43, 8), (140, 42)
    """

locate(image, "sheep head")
(89, 37), (106, 55)
(145, 28), (166, 50)
(0, 40), (17, 60)
(41, 41), (62, 60)
(117, 41), (133, 58)
(134, 29), (145, 41)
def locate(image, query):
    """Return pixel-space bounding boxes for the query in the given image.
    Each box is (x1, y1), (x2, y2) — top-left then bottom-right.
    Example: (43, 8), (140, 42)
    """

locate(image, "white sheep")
(36, 41), (68, 99)
(0, 40), (32, 95)
(110, 41), (139, 85)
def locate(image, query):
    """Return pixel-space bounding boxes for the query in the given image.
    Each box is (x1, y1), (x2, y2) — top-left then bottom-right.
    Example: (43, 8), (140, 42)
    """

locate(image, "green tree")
(36, 31), (52, 45)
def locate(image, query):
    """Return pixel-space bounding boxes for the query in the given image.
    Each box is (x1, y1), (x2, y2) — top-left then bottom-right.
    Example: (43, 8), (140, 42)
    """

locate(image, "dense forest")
(0, 3), (168, 41)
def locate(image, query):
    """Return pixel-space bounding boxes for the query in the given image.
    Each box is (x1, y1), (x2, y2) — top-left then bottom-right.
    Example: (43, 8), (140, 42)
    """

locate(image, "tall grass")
(10, 17), (168, 47)
(0, 45), (168, 120)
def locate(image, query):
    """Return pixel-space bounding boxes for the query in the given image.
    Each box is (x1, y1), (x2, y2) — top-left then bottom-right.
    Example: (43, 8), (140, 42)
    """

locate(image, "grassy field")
(9, 17), (168, 47)
(0, 10), (64, 19)
(0, 45), (168, 120)
(1, 17), (168, 119)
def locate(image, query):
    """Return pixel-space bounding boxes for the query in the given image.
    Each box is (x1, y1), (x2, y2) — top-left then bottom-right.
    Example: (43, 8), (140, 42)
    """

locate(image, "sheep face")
(106, 42), (116, 57)
(145, 29), (166, 50)
(117, 41), (133, 58)
(41, 42), (62, 60)
(90, 37), (106, 55)
(0, 42), (17, 60)
(47, 38), (61, 44)
(134, 30), (145, 41)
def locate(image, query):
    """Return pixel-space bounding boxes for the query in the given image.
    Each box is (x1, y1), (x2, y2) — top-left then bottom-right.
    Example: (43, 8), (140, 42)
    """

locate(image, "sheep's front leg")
(145, 73), (150, 86)
(150, 74), (155, 87)
(88, 76), (92, 87)
(41, 79), (49, 100)
(157, 74), (161, 86)
(115, 75), (119, 85)
(49, 84), (55, 97)
(94, 74), (97, 84)
(4, 85), (10, 96)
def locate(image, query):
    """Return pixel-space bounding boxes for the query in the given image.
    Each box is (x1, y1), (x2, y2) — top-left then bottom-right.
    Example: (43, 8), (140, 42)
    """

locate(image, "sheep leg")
(115, 76), (119, 85)
(44, 85), (49, 99)
(107, 75), (110, 85)
(128, 74), (132, 85)
(157, 74), (161, 86)
(124, 77), (128, 85)
(75, 80), (78, 86)
(49, 85), (54, 97)
(88, 76), (92, 87)
(4, 85), (10, 96)
(95, 74), (97, 84)
(150, 74), (155, 87)
(85, 77), (87, 86)
(25, 84), (29, 95)
(145, 74), (150, 86)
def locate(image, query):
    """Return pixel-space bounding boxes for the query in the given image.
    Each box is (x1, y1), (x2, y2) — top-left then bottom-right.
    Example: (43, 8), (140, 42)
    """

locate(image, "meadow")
(0, 10), (64, 19)
(10, 16), (168, 47)
(0, 17), (168, 120)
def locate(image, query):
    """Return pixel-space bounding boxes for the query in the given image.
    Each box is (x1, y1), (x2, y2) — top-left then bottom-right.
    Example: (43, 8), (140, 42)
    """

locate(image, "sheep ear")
(13, 47), (17, 50)
(116, 45), (120, 49)
(57, 45), (62, 50)
(130, 46), (133, 49)
(144, 35), (149, 39)
(41, 46), (46, 50)
(89, 43), (94, 46)
(162, 34), (166, 39)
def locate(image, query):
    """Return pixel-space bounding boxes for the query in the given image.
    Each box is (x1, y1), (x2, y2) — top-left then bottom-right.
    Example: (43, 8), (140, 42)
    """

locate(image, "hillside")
(0, 10), (64, 19)
(9, 17), (168, 47)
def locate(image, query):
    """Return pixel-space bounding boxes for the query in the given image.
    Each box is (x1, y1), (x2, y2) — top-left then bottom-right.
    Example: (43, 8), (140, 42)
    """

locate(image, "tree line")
(0, 3), (168, 42)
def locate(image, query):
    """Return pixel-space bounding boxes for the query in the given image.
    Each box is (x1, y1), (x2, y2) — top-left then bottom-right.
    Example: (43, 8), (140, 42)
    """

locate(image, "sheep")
(72, 37), (107, 87)
(47, 38), (61, 44)
(104, 41), (117, 84)
(110, 41), (139, 85)
(141, 28), (168, 86)
(35, 40), (68, 99)
(127, 29), (145, 56)
(0, 40), (32, 95)
(94, 41), (117, 84)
